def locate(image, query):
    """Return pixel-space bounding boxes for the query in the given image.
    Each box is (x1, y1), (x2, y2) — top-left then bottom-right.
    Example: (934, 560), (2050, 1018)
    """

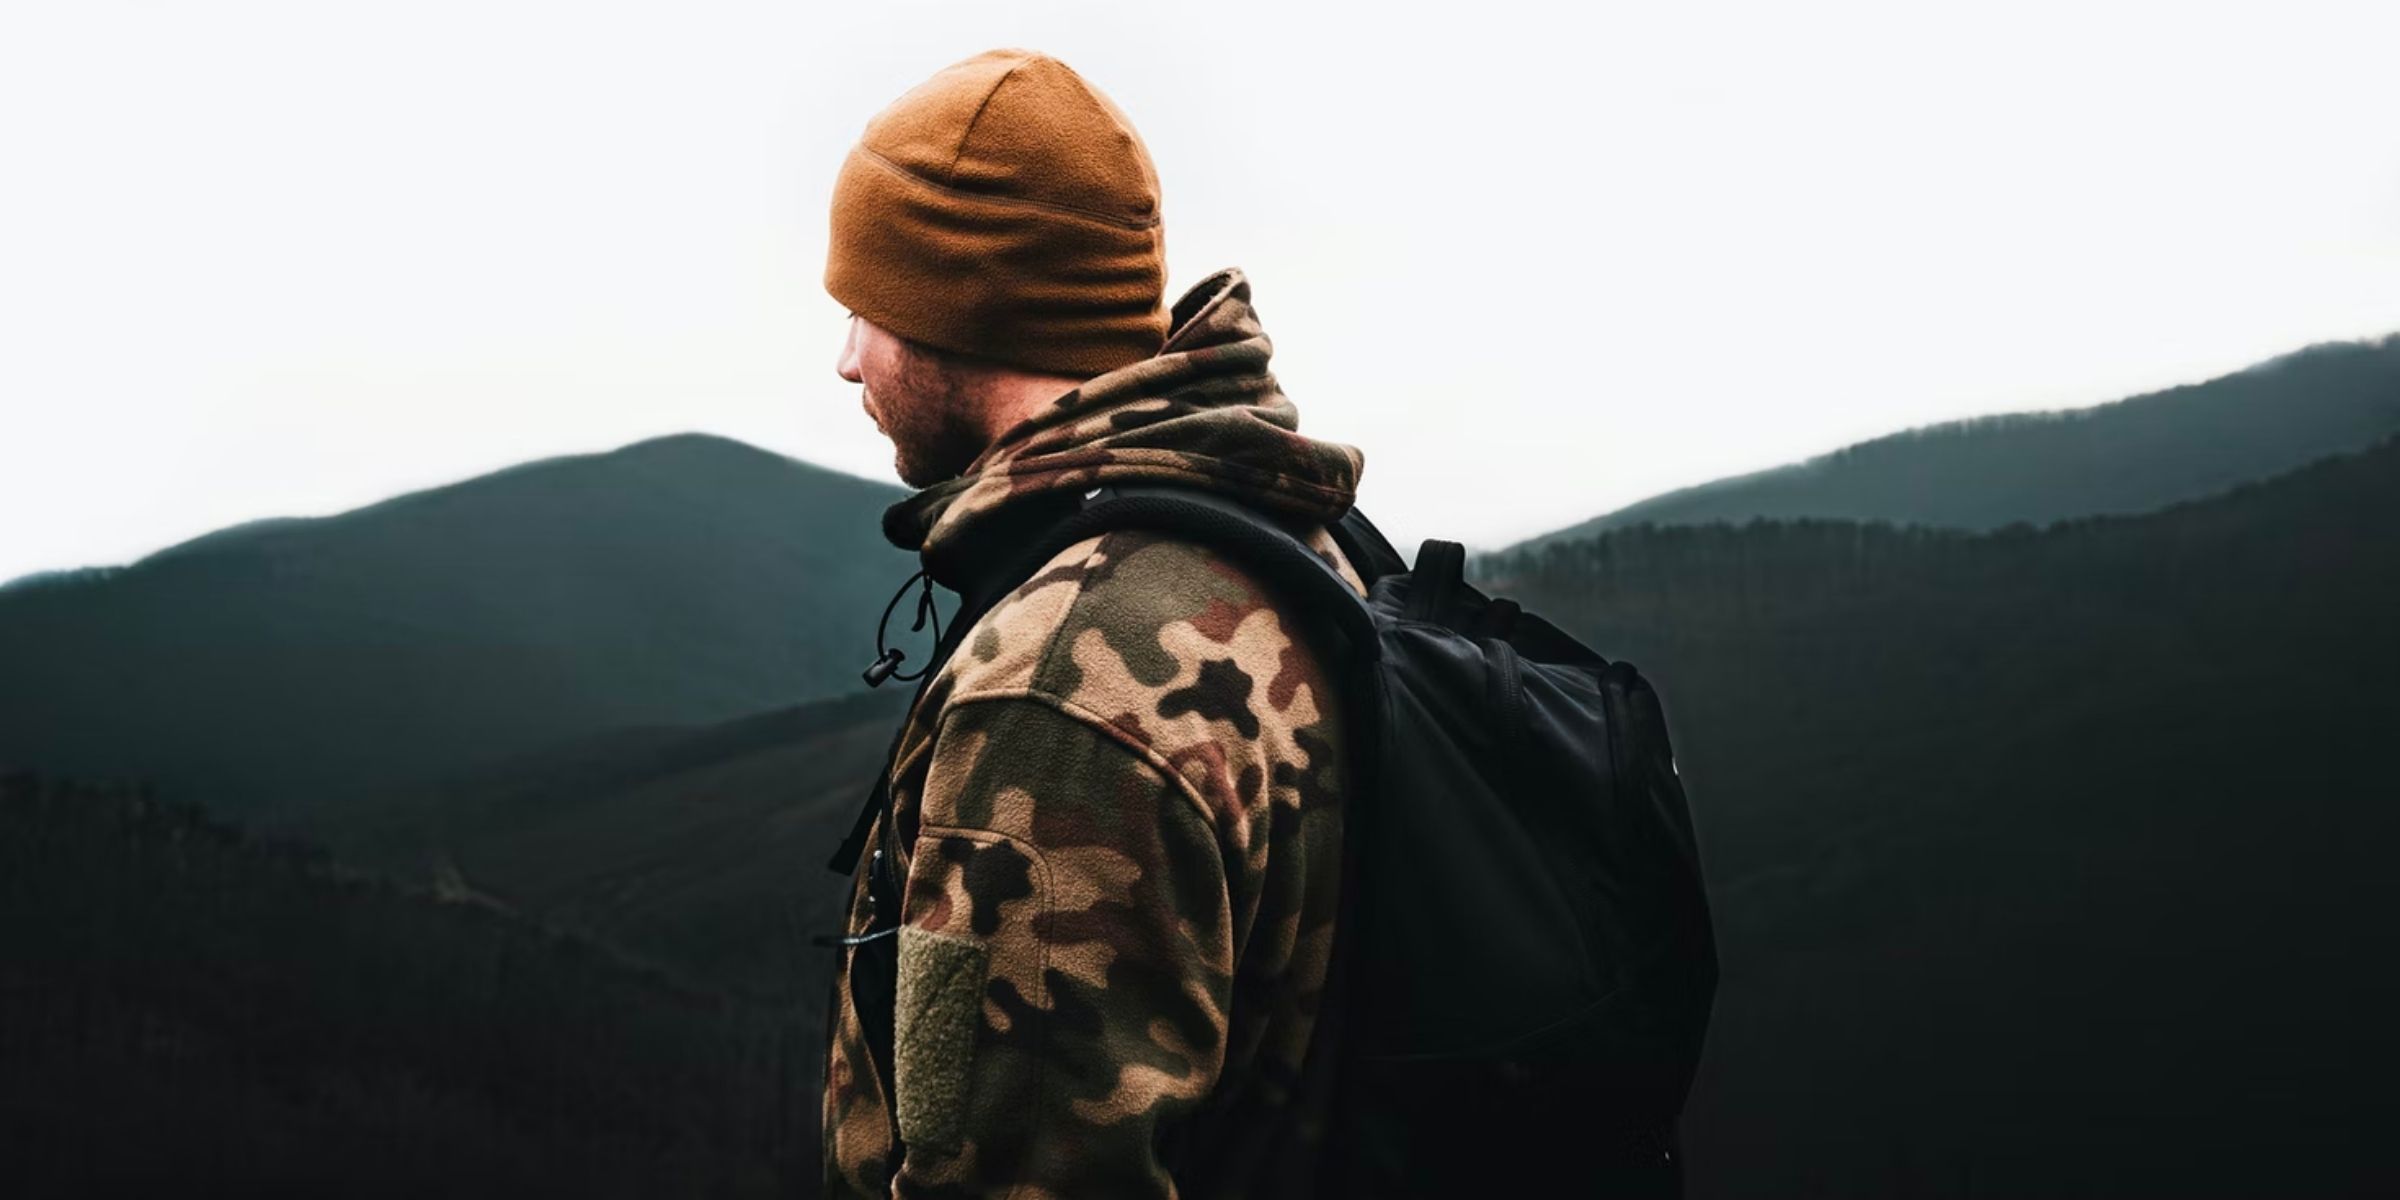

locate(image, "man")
(818, 47), (1369, 1200)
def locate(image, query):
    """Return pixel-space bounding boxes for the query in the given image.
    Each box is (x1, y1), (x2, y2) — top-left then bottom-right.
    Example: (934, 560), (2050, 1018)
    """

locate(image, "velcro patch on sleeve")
(894, 924), (990, 1154)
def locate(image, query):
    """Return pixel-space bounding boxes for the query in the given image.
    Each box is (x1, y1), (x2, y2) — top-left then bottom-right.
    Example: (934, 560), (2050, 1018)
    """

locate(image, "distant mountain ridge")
(1502, 335), (2400, 555)
(9, 334), (2394, 828)
(0, 432), (920, 820)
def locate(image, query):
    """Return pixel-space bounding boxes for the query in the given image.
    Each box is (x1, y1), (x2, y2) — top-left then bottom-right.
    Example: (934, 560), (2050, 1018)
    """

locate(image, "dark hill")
(1505, 335), (2400, 552)
(326, 684), (912, 1002)
(0, 772), (816, 1195)
(0, 433), (919, 821)
(1477, 435), (2400, 1195)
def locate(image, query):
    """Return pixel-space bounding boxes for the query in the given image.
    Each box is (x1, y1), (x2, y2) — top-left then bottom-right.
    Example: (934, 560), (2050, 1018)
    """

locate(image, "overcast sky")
(4, 0), (2397, 583)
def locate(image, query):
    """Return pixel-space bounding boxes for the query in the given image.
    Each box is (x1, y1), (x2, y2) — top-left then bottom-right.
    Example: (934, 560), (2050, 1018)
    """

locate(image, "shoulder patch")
(893, 924), (990, 1155)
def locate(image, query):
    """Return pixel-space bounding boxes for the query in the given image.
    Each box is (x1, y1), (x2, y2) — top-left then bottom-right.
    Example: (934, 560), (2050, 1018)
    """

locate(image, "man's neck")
(975, 368), (1091, 446)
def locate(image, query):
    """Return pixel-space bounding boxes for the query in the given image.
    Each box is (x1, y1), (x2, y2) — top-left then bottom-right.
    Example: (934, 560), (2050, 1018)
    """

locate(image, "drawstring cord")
(820, 570), (942, 946)
(862, 568), (942, 687)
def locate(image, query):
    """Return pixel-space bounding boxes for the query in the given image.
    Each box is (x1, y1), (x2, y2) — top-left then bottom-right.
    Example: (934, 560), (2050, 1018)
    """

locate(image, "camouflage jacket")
(823, 267), (1369, 1199)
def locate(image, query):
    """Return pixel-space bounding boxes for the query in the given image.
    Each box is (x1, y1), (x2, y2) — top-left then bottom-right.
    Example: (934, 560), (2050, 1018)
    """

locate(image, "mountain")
(1502, 335), (2400, 553)
(0, 682), (915, 1193)
(326, 685), (913, 1002)
(1475, 435), (2400, 1195)
(0, 772), (816, 1196)
(0, 433), (923, 821)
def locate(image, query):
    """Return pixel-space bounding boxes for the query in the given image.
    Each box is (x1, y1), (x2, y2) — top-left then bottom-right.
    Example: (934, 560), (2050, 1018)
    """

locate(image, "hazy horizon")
(7, 321), (2394, 592)
(6, 0), (2398, 582)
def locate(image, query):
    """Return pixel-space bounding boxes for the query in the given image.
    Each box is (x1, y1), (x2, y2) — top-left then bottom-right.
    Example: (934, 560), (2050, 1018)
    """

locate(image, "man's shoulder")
(933, 524), (1354, 806)
(945, 524), (1352, 692)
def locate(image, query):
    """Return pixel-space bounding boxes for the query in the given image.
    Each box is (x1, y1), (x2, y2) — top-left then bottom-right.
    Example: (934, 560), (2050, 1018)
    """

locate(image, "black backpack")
(826, 482), (1719, 1197)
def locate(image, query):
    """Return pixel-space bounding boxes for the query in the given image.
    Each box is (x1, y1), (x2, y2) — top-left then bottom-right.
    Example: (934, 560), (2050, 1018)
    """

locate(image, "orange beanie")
(825, 49), (1168, 377)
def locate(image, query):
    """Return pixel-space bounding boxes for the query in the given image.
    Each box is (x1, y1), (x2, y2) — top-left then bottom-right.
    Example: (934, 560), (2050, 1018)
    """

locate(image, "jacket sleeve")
(889, 690), (1234, 1199)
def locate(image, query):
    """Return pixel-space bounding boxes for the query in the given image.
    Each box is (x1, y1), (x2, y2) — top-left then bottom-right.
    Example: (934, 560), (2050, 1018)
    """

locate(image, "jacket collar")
(881, 267), (1366, 595)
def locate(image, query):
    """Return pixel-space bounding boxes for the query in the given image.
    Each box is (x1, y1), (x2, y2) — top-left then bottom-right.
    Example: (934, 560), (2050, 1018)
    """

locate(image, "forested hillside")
(0, 433), (917, 821)
(0, 773), (818, 1196)
(1506, 335), (2400, 551)
(328, 685), (911, 1002)
(1476, 435), (2400, 1196)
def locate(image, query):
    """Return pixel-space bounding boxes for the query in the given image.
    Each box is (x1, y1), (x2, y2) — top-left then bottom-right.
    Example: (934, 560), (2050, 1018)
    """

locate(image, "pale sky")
(4, 0), (2397, 584)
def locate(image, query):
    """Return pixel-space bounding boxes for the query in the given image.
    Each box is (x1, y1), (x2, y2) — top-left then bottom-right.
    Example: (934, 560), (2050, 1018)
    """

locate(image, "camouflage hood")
(881, 267), (1365, 589)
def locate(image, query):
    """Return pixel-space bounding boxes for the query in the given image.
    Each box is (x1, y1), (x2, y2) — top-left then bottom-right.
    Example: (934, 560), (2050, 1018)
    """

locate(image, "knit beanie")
(825, 49), (1168, 377)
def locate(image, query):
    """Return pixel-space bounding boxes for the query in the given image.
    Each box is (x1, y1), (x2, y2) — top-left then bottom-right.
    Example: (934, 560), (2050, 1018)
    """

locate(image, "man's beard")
(873, 349), (991, 488)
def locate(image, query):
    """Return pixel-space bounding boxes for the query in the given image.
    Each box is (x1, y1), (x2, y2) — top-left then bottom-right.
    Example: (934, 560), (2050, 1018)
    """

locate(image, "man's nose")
(835, 319), (863, 383)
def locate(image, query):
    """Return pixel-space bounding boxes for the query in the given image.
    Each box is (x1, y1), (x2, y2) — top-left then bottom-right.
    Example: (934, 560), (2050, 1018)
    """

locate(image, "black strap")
(1404, 539), (1465, 623)
(1327, 506), (1411, 584)
(826, 775), (889, 873)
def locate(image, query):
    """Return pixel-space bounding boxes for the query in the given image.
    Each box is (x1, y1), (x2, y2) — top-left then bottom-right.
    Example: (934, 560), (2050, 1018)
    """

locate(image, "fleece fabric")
(825, 48), (1169, 376)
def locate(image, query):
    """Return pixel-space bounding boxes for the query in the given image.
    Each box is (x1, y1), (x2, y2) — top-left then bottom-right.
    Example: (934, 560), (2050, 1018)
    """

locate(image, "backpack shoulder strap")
(1069, 483), (1380, 666)
(1326, 506), (1410, 585)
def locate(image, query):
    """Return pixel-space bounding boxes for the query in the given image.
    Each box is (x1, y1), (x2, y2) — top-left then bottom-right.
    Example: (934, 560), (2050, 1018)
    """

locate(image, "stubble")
(874, 346), (991, 489)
